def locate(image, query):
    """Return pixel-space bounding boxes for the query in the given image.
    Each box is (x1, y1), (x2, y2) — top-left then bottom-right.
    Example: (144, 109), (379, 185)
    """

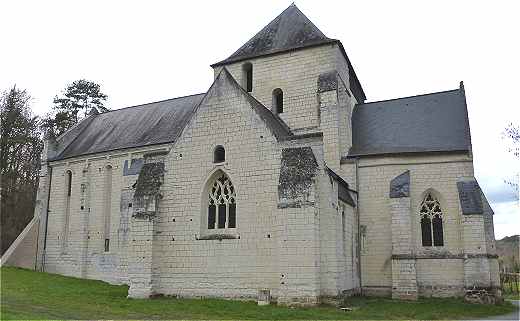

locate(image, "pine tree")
(43, 79), (108, 136)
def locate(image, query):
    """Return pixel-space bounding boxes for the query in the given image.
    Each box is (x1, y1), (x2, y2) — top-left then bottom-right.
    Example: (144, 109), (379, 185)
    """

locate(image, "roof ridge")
(100, 92), (206, 115)
(359, 88), (460, 106)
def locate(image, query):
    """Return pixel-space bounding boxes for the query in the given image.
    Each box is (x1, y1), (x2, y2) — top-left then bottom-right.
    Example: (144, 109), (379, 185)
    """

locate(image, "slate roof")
(348, 85), (471, 157)
(52, 68), (292, 161)
(212, 4), (333, 66)
(53, 94), (205, 160)
(457, 179), (484, 215)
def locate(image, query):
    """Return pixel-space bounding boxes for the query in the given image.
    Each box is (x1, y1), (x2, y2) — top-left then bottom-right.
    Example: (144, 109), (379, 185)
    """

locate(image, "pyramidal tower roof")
(212, 4), (366, 102)
(212, 4), (335, 66)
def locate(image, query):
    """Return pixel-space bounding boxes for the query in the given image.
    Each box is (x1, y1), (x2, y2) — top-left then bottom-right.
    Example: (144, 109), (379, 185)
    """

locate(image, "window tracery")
(208, 173), (236, 229)
(420, 192), (444, 247)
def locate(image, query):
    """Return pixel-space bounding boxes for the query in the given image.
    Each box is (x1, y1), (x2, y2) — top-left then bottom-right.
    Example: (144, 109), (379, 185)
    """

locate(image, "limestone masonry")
(2, 4), (500, 305)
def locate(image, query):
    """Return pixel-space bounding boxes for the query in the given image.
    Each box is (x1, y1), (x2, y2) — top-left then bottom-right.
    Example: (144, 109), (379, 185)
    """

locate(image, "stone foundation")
(464, 287), (502, 304)
(391, 259), (418, 300)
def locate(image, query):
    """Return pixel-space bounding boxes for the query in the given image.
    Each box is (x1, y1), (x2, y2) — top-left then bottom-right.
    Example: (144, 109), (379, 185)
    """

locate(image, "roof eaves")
(211, 39), (336, 67)
(49, 141), (173, 163)
(345, 148), (470, 159)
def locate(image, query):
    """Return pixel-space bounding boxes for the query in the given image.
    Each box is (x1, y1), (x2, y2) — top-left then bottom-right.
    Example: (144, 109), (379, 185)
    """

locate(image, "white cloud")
(492, 200), (520, 239)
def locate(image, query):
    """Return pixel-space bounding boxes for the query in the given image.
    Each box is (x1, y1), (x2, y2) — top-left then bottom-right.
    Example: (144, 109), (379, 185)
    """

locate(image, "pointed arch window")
(207, 172), (236, 229)
(273, 88), (283, 114)
(419, 192), (444, 247)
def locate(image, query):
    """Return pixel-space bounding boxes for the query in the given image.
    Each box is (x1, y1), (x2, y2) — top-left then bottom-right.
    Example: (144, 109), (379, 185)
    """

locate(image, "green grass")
(504, 292), (520, 300)
(0, 267), (517, 320)
(502, 281), (520, 300)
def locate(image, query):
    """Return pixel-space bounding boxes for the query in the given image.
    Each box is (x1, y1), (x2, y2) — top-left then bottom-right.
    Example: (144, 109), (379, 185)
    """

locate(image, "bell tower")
(211, 4), (365, 150)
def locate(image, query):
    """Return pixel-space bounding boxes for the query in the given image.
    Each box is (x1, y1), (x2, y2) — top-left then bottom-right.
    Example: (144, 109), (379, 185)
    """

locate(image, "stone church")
(2, 4), (500, 305)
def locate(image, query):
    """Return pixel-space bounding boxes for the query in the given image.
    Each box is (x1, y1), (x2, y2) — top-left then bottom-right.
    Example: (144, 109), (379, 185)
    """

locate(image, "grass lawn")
(502, 281), (520, 300)
(1, 267), (517, 320)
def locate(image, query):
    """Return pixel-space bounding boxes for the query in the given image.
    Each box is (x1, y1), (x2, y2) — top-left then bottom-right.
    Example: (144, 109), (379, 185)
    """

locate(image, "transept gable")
(186, 67), (293, 141)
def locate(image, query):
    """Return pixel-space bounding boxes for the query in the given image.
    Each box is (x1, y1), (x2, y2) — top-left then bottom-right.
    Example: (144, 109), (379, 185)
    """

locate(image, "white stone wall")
(389, 196), (418, 300)
(42, 145), (170, 284)
(416, 258), (464, 297)
(39, 63), (360, 304)
(356, 153), (475, 296)
(317, 174), (359, 299)
(151, 71), (299, 301)
(219, 44), (352, 132)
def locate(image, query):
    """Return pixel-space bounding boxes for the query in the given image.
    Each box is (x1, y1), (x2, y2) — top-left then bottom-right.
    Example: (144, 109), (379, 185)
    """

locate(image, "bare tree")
(503, 123), (519, 199)
(0, 86), (43, 254)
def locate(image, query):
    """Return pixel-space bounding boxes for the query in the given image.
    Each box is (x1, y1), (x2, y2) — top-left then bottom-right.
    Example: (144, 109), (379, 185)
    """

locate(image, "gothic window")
(207, 173), (236, 229)
(419, 192), (444, 247)
(243, 63), (253, 92)
(214, 145), (225, 163)
(273, 88), (283, 114)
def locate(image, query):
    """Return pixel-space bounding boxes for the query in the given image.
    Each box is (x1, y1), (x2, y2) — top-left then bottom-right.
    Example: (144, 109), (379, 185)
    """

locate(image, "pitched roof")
(51, 68), (293, 161)
(212, 4), (333, 66)
(53, 94), (205, 160)
(348, 85), (471, 157)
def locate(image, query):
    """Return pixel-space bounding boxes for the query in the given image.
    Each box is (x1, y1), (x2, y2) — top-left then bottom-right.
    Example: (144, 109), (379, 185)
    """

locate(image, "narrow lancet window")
(420, 192), (444, 247)
(66, 170), (72, 197)
(63, 170), (72, 251)
(103, 165), (112, 252)
(243, 63), (253, 92)
(207, 172), (236, 229)
(273, 88), (283, 114)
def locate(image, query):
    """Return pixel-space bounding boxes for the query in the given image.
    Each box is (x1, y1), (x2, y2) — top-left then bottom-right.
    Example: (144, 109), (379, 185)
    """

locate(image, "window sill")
(196, 233), (239, 241)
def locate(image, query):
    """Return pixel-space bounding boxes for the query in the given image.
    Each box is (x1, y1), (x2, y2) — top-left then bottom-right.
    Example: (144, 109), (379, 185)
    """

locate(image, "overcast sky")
(1, 0), (518, 238)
